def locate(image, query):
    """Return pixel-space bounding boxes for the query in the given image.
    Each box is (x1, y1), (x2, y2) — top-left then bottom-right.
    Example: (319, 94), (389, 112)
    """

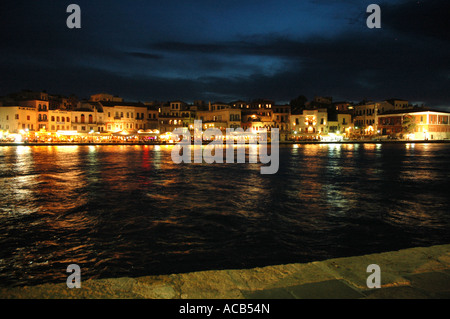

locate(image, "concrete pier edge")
(1, 244), (449, 299)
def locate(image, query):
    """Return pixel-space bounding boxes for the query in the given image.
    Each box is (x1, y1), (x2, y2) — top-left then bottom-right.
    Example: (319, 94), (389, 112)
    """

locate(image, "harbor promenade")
(1, 139), (450, 147)
(1, 244), (449, 299)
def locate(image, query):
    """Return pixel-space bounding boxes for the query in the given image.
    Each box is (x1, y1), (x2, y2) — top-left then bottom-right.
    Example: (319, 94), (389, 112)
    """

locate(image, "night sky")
(1, 0), (449, 109)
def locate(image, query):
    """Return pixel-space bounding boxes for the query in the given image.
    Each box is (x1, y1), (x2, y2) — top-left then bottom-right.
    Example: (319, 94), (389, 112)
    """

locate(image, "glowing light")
(57, 131), (78, 136)
(12, 134), (23, 142)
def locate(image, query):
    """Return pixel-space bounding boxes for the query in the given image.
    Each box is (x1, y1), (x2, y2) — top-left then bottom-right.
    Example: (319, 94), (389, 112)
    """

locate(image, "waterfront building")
(2, 89), (447, 144)
(15, 99), (50, 131)
(240, 99), (274, 133)
(333, 101), (352, 112)
(49, 94), (71, 110)
(272, 104), (291, 141)
(378, 108), (450, 140)
(7, 90), (49, 102)
(157, 101), (185, 133)
(48, 110), (72, 132)
(145, 105), (160, 130)
(71, 102), (105, 133)
(169, 101), (187, 117)
(100, 101), (148, 132)
(181, 108), (196, 130)
(386, 98), (409, 110)
(353, 101), (395, 135)
(230, 100), (249, 109)
(0, 104), (37, 133)
(197, 104), (241, 132)
(312, 96), (333, 105)
(90, 93), (124, 103)
(291, 108), (328, 140)
(327, 113), (353, 137)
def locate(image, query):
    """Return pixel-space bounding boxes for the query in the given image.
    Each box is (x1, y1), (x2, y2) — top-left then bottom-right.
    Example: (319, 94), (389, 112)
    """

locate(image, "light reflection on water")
(0, 143), (449, 287)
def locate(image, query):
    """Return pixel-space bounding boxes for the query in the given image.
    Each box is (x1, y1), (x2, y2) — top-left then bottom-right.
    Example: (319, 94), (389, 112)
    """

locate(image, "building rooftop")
(98, 101), (147, 108)
(380, 107), (450, 115)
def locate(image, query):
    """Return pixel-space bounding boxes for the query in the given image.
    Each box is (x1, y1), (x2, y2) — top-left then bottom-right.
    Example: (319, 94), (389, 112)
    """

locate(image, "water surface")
(0, 143), (449, 287)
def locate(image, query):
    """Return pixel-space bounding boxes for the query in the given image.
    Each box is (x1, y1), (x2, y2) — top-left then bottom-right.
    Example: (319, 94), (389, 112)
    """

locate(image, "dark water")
(0, 143), (449, 287)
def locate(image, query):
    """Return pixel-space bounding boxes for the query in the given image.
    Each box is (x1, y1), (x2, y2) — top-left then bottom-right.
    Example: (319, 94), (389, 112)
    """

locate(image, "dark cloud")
(382, 0), (450, 42)
(127, 52), (164, 60)
(0, 0), (449, 110)
(141, 26), (449, 105)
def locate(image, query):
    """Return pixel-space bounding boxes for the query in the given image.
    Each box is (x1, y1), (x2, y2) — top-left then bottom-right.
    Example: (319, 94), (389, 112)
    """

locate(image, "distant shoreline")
(1, 140), (450, 147)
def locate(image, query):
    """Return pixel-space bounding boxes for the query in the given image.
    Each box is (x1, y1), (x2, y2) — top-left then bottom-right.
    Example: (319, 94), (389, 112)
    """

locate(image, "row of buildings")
(1, 91), (449, 142)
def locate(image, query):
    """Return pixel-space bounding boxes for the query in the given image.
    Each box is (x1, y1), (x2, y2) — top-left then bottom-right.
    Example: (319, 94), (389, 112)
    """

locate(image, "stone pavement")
(1, 244), (449, 299)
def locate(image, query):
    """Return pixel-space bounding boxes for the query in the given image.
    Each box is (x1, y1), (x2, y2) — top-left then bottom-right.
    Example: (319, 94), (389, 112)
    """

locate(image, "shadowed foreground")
(1, 244), (449, 299)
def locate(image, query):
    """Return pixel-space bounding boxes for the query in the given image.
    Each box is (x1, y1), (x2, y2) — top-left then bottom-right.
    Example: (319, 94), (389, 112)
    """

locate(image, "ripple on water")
(0, 144), (449, 287)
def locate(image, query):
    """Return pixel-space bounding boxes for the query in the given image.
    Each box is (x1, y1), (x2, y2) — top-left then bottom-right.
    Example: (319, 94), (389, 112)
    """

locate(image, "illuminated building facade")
(327, 113), (353, 137)
(0, 105), (37, 133)
(291, 109), (328, 140)
(158, 101), (185, 134)
(240, 100), (274, 133)
(378, 109), (450, 140)
(71, 102), (106, 133)
(100, 101), (148, 132)
(353, 101), (395, 135)
(272, 104), (291, 141)
(197, 104), (241, 132)
(16, 99), (50, 130)
(48, 110), (72, 132)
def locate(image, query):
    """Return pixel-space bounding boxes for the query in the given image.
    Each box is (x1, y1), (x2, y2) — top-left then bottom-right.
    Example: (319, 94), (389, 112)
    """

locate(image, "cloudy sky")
(0, 0), (449, 109)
